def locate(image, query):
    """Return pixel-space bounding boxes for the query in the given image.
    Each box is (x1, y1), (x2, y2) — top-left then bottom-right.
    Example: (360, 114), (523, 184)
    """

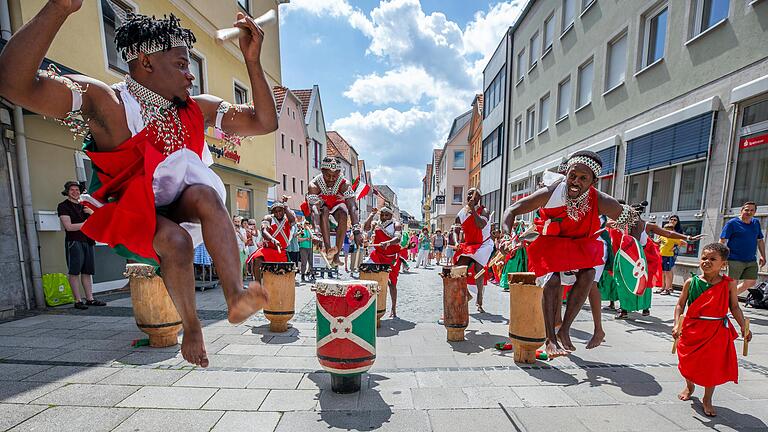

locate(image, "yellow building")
(5, 0), (284, 290)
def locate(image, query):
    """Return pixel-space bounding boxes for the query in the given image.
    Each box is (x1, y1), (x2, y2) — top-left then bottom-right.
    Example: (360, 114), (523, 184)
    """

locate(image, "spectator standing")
(246, 219), (258, 278)
(286, 223), (301, 269)
(432, 229), (445, 265)
(233, 215), (248, 278)
(408, 231), (419, 261)
(656, 223), (686, 295)
(298, 221), (314, 282)
(445, 224), (460, 264)
(719, 201), (766, 294)
(57, 181), (105, 310)
(416, 228), (431, 268)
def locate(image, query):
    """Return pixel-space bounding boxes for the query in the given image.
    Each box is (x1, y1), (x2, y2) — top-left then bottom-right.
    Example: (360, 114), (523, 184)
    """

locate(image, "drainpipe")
(1, 1), (45, 308)
(2, 121), (30, 309)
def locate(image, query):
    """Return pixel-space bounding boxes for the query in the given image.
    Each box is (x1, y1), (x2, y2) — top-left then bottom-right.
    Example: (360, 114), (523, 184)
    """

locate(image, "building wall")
(468, 99), (483, 190)
(273, 92), (309, 212)
(503, 0), (768, 283)
(0, 116), (27, 308)
(305, 87), (327, 180)
(9, 0), (283, 288)
(435, 124), (470, 231)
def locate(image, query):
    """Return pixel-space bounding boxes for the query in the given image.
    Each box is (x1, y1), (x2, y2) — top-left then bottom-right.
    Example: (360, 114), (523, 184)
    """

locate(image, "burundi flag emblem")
(615, 234), (648, 296)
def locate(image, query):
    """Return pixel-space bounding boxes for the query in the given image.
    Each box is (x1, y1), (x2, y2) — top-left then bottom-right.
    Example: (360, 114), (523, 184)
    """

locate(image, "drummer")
(247, 195), (296, 281)
(363, 207), (403, 318)
(454, 188), (494, 313)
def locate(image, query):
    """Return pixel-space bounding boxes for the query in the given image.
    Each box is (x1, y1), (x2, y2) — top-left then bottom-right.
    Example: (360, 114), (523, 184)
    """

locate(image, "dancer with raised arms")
(0, 0), (278, 367)
(502, 151), (643, 358)
(454, 188), (493, 313)
(363, 207), (403, 318)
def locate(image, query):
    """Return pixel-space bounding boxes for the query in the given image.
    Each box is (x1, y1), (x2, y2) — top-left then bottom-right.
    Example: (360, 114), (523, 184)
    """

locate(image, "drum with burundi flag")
(614, 233), (648, 295)
(315, 279), (379, 393)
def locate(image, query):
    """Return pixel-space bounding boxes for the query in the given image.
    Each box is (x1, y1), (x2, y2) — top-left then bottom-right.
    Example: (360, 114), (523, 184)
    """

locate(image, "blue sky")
(277, 0), (524, 217)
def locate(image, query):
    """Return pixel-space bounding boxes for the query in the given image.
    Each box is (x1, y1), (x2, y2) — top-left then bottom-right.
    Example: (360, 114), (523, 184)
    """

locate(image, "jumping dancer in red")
(363, 207), (403, 317)
(674, 242), (751, 417)
(454, 188), (493, 313)
(247, 196), (296, 281)
(0, 3), (276, 367)
(502, 151), (643, 358)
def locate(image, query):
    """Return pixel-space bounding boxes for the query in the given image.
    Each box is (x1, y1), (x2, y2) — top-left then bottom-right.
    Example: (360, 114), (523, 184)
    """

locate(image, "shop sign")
(208, 144), (241, 163)
(739, 132), (768, 149)
(434, 195), (446, 204)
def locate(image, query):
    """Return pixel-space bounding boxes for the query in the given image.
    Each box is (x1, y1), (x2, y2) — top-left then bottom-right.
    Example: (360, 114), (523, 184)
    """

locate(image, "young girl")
(656, 223), (686, 295)
(673, 242), (752, 417)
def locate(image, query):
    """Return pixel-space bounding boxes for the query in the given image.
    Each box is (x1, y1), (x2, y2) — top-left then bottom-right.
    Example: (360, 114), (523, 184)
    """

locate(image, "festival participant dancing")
(454, 188), (493, 313)
(304, 157), (362, 266)
(247, 196), (296, 281)
(363, 207), (403, 318)
(674, 242), (752, 417)
(0, 2), (277, 367)
(501, 151), (643, 358)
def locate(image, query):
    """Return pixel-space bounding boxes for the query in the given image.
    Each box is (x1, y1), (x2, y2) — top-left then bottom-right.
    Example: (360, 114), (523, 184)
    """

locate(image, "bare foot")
(557, 328), (576, 351)
(389, 310), (397, 318)
(678, 384), (694, 401)
(586, 329), (606, 349)
(702, 398), (716, 417)
(544, 340), (569, 359)
(180, 327), (209, 368)
(227, 281), (269, 325)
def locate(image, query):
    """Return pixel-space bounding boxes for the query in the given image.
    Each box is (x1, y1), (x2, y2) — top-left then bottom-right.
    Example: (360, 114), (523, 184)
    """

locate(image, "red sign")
(739, 133), (768, 149)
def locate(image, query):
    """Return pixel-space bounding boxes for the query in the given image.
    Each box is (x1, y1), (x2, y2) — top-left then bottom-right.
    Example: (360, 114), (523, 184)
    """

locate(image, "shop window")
(650, 167), (674, 212)
(678, 220), (702, 258)
(678, 160), (706, 210)
(732, 99), (768, 207)
(236, 188), (252, 218)
(627, 172), (649, 206)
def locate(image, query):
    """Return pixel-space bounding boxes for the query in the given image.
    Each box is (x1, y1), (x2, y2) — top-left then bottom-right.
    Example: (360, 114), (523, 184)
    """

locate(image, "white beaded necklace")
(563, 185), (592, 221)
(126, 75), (189, 155)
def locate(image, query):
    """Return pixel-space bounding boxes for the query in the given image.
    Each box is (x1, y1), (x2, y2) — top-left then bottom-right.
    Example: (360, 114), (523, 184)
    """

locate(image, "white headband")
(320, 158), (341, 171)
(122, 35), (189, 62)
(567, 156), (601, 178)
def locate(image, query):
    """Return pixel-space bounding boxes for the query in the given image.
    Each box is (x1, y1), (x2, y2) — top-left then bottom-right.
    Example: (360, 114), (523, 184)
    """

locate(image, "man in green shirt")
(298, 221), (315, 282)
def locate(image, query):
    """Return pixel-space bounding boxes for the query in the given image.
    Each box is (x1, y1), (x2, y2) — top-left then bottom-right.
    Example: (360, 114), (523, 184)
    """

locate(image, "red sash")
(677, 276), (738, 387)
(369, 224), (401, 286)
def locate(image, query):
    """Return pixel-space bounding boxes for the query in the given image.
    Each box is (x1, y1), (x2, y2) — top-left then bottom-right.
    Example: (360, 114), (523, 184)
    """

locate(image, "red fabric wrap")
(677, 276), (738, 387)
(644, 240), (663, 288)
(369, 226), (402, 286)
(82, 99), (206, 263)
(247, 246), (288, 263)
(527, 187), (603, 277)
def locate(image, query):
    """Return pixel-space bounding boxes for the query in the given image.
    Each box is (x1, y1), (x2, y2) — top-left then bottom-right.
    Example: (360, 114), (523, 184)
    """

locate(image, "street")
(0, 265), (766, 431)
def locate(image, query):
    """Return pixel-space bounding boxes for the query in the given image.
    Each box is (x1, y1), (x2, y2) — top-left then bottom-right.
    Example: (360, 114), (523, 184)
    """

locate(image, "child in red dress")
(673, 242), (752, 417)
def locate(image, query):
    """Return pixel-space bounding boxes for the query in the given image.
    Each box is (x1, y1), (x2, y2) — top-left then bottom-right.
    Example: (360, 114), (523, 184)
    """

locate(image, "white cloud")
(343, 66), (435, 105)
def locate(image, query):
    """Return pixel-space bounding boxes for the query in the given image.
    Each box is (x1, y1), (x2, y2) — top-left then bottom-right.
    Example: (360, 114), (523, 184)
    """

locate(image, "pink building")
(271, 86), (309, 214)
(433, 110), (472, 231)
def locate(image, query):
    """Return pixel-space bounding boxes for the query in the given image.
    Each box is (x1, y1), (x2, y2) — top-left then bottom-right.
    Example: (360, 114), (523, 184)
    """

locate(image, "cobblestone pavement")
(1, 260), (767, 431)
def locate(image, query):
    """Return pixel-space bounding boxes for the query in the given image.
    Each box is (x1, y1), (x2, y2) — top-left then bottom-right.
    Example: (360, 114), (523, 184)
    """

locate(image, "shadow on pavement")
(309, 373), (393, 429)
(569, 355), (662, 397)
(470, 312), (508, 324)
(248, 324), (302, 344)
(376, 318), (416, 338)
(689, 399), (767, 430)
(450, 330), (507, 354)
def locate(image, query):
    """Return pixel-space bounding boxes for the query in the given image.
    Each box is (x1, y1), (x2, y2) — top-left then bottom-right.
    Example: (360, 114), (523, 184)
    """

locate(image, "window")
(627, 173), (649, 205)
(529, 32), (540, 68)
(102, 0), (133, 74)
(236, 188), (252, 218)
(562, 0), (576, 33)
(482, 125), (503, 164)
(299, 142), (302, 158)
(483, 68), (506, 118)
(679, 161), (706, 210)
(282, 174), (287, 191)
(582, 0), (597, 12)
(234, 83), (248, 104)
(514, 116), (523, 149)
(577, 59), (594, 109)
(516, 49), (526, 82)
(453, 150), (466, 169)
(314, 140), (322, 169)
(641, 4), (668, 68)
(189, 53), (204, 96)
(290, 139), (294, 154)
(237, 0), (250, 14)
(605, 31), (627, 91)
(315, 112), (320, 132)
(539, 94), (550, 132)
(453, 186), (464, 204)
(690, 0), (729, 38)
(599, 176), (613, 194)
(543, 13), (555, 53)
(526, 106), (536, 141)
(292, 177), (296, 193)
(732, 99), (768, 206)
(650, 167), (675, 212)
(557, 77), (571, 120)
(300, 180), (305, 195)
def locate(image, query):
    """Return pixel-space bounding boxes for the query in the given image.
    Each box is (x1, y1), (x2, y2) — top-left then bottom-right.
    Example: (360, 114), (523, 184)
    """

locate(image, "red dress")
(677, 275), (739, 387)
(527, 184), (603, 277)
(82, 99), (206, 266)
(644, 238), (663, 288)
(368, 221), (402, 286)
(247, 216), (290, 263)
(301, 175), (351, 217)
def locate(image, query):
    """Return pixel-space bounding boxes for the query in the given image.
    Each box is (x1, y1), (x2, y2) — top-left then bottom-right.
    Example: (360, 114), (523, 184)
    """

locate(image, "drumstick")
(743, 318), (750, 357)
(215, 10), (277, 44)
(474, 252), (505, 280)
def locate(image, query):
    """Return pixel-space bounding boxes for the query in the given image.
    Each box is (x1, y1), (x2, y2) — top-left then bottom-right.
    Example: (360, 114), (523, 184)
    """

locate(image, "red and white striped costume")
(247, 215), (290, 263)
(453, 206), (494, 268)
(367, 220), (402, 286)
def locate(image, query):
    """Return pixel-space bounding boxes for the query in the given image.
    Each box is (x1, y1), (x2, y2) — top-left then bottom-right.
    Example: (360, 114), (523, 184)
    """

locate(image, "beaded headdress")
(115, 13), (196, 62)
(269, 202), (287, 212)
(567, 155), (602, 179)
(320, 157), (342, 172)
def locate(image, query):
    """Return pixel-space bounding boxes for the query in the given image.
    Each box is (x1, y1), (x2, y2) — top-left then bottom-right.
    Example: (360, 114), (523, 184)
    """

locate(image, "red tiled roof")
(326, 138), (342, 158)
(293, 89), (313, 118)
(272, 86), (287, 114)
(326, 131), (354, 162)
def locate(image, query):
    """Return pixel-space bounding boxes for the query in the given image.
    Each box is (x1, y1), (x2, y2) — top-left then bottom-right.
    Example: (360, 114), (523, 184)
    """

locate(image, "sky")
(277, 0), (525, 218)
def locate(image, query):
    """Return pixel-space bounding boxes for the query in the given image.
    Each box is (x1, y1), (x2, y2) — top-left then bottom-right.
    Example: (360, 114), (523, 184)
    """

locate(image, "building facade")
(421, 163), (433, 227)
(294, 85), (328, 181)
(433, 110), (472, 231)
(271, 86), (309, 213)
(374, 185), (400, 219)
(468, 94), (484, 191)
(1, 0), (284, 301)
(326, 132), (354, 184)
(481, 32), (511, 226)
(504, 0), (768, 282)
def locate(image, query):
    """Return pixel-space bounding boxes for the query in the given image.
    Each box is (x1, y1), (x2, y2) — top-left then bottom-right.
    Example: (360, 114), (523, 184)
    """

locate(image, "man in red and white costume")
(363, 207), (403, 318)
(247, 196), (296, 281)
(304, 157), (362, 266)
(0, 2), (276, 367)
(502, 151), (642, 358)
(454, 188), (494, 313)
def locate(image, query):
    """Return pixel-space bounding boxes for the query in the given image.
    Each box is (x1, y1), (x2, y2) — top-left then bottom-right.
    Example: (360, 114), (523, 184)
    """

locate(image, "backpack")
(746, 281), (768, 309)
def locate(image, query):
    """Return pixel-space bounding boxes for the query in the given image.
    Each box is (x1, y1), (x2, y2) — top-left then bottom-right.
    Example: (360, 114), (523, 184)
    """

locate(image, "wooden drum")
(261, 262), (296, 332)
(125, 264), (182, 348)
(316, 279), (378, 393)
(358, 263), (391, 328)
(441, 266), (469, 342)
(508, 272), (545, 363)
